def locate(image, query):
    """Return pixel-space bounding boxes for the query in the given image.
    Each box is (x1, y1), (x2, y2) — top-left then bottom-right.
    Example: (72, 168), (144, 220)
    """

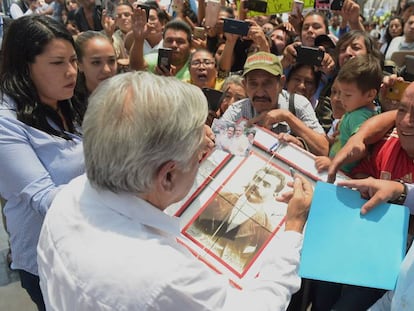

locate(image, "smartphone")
(204, 0), (221, 28)
(223, 18), (250, 36)
(330, 0), (344, 10)
(295, 45), (324, 66)
(291, 0), (304, 14)
(103, 0), (117, 18)
(245, 0), (267, 13)
(385, 81), (410, 101)
(202, 88), (223, 112)
(193, 26), (206, 40)
(137, 3), (150, 22)
(157, 48), (172, 72)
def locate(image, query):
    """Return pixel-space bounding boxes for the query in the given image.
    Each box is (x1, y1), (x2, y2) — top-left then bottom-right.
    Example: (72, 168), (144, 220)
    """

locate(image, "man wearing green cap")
(221, 51), (329, 156)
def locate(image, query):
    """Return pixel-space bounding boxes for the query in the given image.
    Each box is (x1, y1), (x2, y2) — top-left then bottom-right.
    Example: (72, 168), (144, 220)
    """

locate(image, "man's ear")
(157, 160), (177, 192)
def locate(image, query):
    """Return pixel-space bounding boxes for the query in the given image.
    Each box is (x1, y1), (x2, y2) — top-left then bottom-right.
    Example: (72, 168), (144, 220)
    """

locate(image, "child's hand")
(315, 156), (331, 172)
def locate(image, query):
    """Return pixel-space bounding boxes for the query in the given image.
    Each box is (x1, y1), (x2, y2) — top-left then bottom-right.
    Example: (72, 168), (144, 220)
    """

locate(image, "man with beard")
(221, 51), (328, 156)
(130, 8), (191, 81)
(193, 166), (286, 271)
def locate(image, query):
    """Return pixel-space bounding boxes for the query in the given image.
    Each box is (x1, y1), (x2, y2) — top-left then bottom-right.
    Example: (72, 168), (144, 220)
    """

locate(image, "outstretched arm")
(327, 111), (396, 183)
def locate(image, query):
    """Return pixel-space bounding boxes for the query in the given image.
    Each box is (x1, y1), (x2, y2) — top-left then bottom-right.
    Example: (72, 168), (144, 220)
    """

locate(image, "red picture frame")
(176, 152), (293, 285)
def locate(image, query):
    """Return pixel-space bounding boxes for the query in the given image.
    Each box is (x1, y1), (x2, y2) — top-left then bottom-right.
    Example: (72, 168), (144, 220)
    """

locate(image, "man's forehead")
(164, 29), (187, 38)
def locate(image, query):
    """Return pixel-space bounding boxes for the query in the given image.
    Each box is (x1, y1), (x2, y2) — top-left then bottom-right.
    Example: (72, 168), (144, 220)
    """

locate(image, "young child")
(315, 54), (383, 173)
(326, 77), (346, 146)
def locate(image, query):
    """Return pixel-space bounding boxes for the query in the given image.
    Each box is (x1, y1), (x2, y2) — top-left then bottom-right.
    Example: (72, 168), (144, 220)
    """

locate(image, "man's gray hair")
(83, 71), (208, 193)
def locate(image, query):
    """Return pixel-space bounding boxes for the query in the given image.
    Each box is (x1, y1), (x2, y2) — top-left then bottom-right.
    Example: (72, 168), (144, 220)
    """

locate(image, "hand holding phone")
(385, 80), (410, 101)
(193, 26), (206, 40)
(223, 18), (251, 37)
(137, 4), (150, 22)
(245, 0), (267, 13)
(204, 0), (221, 28)
(103, 0), (118, 19)
(295, 45), (324, 66)
(157, 48), (172, 72)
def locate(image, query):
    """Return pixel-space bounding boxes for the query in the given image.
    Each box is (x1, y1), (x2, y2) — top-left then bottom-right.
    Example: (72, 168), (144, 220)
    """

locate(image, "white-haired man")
(37, 71), (312, 310)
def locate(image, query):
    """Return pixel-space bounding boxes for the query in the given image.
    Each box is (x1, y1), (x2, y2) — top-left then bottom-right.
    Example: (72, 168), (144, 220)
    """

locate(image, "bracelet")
(389, 180), (407, 205)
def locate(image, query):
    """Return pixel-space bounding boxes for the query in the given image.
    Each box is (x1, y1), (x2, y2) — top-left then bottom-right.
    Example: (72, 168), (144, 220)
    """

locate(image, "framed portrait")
(177, 152), (292, 284)
(250, 125), (349, 183)
(211, 118), (255, 157)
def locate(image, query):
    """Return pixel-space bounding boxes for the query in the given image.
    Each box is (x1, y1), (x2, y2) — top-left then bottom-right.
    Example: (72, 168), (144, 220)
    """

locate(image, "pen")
(269, 141), (279, 152)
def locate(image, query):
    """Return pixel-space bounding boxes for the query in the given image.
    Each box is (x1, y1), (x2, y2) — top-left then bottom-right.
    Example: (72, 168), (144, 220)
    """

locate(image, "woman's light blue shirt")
(0, 94), (84, 275)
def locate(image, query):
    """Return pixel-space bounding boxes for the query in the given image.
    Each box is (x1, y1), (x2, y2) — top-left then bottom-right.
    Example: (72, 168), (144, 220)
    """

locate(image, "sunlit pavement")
(0, 221), (37, 311)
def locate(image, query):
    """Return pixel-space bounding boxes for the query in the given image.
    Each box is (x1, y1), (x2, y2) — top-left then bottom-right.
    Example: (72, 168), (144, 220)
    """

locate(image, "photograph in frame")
(212, 118), (255, 157)
(250, 124), (349, 183)
(181, 152), (291, 278)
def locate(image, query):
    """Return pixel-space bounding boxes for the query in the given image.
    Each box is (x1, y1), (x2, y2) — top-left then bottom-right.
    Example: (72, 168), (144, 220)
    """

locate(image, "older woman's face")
(220, 83), (246, 113)
(189, 50), (217, 89)
(338, 36), (368, 67)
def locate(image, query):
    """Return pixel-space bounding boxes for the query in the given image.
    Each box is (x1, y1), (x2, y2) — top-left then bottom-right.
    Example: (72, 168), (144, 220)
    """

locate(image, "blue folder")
(299, 181), (409, 290)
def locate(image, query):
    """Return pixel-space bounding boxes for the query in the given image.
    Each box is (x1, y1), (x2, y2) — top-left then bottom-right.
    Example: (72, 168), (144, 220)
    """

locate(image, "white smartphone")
(204, 0), (221, 28)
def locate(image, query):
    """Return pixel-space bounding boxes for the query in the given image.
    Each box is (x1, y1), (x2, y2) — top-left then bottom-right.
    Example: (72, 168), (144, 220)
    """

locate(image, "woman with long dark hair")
(0, 15), (85, 310)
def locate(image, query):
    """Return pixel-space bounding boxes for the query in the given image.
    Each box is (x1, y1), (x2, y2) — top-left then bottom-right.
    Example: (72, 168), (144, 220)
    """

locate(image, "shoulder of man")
(278, 90), (310, 111)
(220, 98), (251, 123)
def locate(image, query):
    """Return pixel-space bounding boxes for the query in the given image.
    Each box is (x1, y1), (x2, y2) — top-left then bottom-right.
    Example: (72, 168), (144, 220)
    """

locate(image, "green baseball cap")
(243, 52), (283, 77)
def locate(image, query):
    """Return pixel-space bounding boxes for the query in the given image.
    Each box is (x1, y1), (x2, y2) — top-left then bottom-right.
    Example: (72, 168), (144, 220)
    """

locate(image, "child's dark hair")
(337, 54), (383, 93)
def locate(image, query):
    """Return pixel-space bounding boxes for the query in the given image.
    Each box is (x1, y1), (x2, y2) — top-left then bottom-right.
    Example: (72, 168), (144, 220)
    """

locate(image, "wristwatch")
(389, 180), (407, 205)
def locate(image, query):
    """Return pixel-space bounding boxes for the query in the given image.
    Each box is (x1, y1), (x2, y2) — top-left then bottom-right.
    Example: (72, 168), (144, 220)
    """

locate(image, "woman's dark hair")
(0, 15), (84, 139)
(73, 31), (114, 116)
(286, 63), (322, 90)
(384, 16), (404, 51)
(335, 30), (384, 68)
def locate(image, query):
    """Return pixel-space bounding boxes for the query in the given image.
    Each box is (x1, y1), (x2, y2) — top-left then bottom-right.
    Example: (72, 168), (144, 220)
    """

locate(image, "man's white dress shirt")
(38, 174), (303, 311)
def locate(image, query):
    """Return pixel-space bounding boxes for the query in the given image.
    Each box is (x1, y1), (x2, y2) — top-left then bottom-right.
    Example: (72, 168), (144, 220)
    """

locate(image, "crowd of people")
(1, 0), (414, 310)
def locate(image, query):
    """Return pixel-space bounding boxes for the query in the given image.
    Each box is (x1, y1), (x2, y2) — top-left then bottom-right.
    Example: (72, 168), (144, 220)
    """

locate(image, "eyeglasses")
(190, 59), (215, 67)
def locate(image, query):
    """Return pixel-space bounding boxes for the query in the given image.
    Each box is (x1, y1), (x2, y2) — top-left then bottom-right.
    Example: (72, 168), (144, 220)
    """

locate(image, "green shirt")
(144, 52), (190, 81)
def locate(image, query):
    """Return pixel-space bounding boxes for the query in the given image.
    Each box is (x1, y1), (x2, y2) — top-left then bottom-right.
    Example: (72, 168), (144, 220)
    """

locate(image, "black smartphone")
(295, 46), (324, 66)
(202, 88), (223, 112)
(157, 48), (172, 71)
(330, 0), (343, 10)
(223, 18), (250, 36)
(245, 0), (267, 13)
(137, 4), (150, 22)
